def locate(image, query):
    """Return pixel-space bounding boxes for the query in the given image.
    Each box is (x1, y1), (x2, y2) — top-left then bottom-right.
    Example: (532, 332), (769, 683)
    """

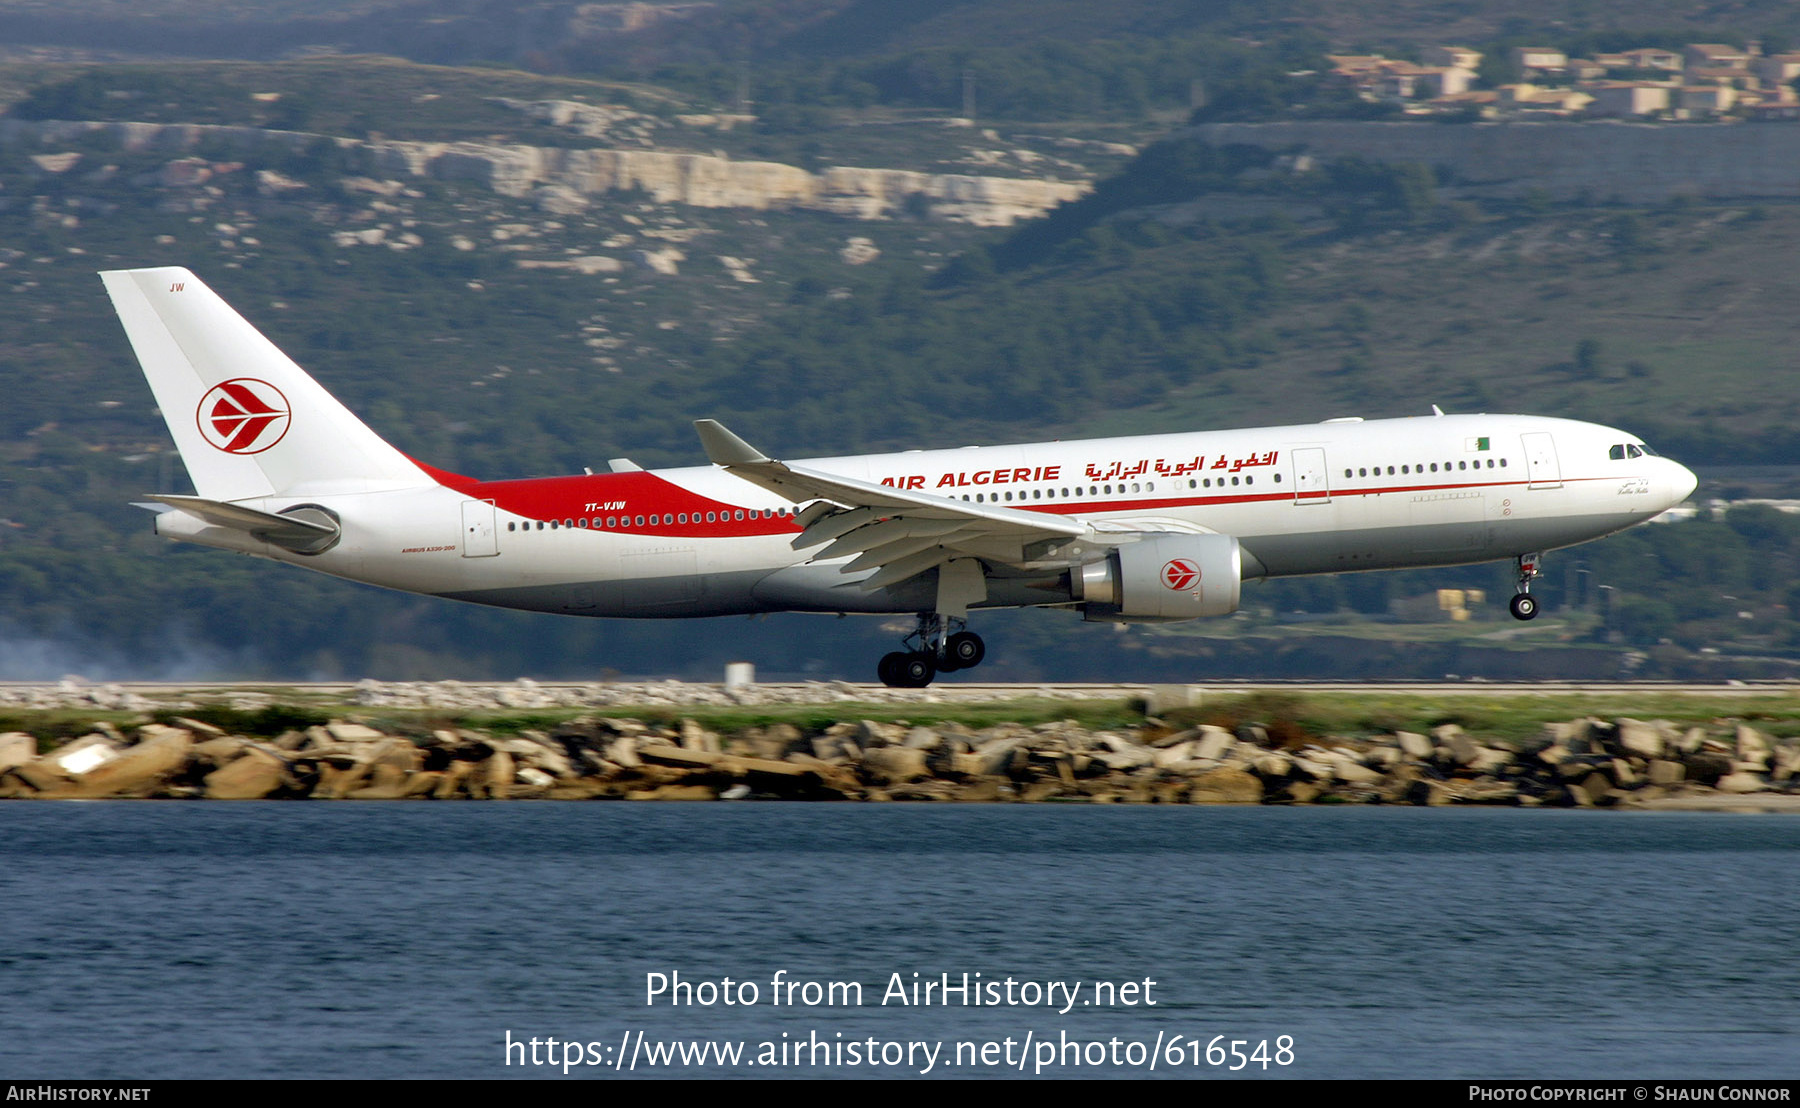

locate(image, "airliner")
(101, 267), (1698, 686)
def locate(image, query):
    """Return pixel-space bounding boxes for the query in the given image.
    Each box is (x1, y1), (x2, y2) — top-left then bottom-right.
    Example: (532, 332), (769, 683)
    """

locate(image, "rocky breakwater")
(0, 714), (1796, 807)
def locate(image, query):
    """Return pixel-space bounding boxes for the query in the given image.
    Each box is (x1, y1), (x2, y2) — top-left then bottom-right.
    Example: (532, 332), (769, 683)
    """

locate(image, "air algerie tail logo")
(196, 378), (291, 455)
(1162, 558), (1201, 592)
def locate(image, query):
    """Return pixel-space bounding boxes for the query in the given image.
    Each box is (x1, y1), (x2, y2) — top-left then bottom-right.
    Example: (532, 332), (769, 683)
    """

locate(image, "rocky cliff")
(2, 118), (1089, 226)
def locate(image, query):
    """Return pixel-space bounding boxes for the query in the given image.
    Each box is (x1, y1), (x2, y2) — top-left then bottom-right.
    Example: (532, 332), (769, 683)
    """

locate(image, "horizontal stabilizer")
(147, 494), (339, 550)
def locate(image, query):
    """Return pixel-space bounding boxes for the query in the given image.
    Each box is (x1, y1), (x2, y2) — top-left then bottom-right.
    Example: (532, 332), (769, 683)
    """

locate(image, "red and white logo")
(1161, 558), (1201, 592)
(196, 378), (291, 455)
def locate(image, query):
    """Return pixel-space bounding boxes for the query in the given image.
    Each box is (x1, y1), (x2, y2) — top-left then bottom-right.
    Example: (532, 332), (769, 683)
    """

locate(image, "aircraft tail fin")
(100, 266), (431, 502)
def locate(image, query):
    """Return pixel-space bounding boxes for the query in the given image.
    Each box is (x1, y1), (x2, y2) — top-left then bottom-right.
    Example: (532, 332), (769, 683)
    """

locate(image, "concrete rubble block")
(433, 761), (474, 799)
(628, 783), (717, 801)
(1188, 768), (1263, 804)
(1252, 751), (1293, 778)
(679, 719), (721, 752)
(171, 717), (228, 737)
(43, 734), (121, 776)
(1193, 727), (1234, 762)
(1614, 719), (1667, 759)
(903, 727), (943, 750)
(0, 733), (37, 775)
(1332, 757), (1383, 784)
(345, 763), (414, 800)
(1716, 772), (1768, 794)
(1458, 778), (1522, 805)
(1647, 759), (1687, 786)
(326, 721), (387, 743)
(1290, 754), (1332, 781)
(1676, 727), (1707, 754)
(1681, 751), (1734, 786)
(65, 728), (193, 798)
(1735, 724), (1772, 768)
(1470, 747), (1515, 774)
(1408, 778), (1457, 806)
(1278, 780), (1321, 804)
(481, 750), (515, 799)
(1395, 731), (1434, 760)
(9, 759), (70, 792)
(1445, 733), (1482, 766)
(855, 720), (905, 747)
(1535, 743), (1571, 767)
(203, 748), (289, 799)
(1148, 727), (1201, 750)
(1576, 772), (1613, 805)
(189, 736), (249, 766)
(1153, 741), (1196, 768)
(744, 724), (803, 760)
(314, 761), (371, 799)
(640, 743), (720, 768)
(604, 736), (641, 768)
(402, 771), (443, 798)
(859, 746), (929, 784)
(1611, 758), (1638, 786)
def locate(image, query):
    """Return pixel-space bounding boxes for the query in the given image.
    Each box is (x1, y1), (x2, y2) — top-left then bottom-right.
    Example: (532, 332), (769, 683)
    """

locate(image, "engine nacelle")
(1074, 533), (1242, 622)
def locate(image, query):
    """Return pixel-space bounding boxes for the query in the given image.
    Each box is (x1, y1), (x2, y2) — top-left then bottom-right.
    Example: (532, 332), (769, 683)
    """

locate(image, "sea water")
(1, 803), (1795, 1079)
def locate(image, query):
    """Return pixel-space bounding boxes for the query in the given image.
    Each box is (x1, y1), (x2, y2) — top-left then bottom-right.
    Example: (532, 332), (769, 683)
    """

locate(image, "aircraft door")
(461, 499), (499, 557)
(1291, 447), (1330, 503)
(1521, 432), (1563, 490)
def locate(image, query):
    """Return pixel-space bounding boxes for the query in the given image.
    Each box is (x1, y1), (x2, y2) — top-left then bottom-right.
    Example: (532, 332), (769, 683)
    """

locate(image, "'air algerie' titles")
(877, 450), (1284, 491)
(879, 466), (1063, 491)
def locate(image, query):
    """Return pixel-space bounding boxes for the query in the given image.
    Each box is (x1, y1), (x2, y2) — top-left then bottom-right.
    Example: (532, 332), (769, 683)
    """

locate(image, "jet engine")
(1073, 533), (1242, 622)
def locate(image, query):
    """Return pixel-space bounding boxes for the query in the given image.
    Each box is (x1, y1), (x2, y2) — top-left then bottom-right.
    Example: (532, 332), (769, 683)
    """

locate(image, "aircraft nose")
(1668, 459), (1698, 506)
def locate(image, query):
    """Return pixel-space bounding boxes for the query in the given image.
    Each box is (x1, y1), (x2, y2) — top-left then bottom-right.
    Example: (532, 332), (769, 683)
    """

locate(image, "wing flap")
(695, 418), (1091, 590)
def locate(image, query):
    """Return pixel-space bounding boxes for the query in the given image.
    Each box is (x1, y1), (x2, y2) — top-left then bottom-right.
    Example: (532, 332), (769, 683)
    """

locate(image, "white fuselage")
(159, 412), (1697, 620)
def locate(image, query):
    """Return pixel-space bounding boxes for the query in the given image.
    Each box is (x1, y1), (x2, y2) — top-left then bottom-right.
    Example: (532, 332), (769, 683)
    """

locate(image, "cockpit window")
(1609, 444), (1626, 460)
(1626, 444), (1643, 459)
(1639, 443), (1661, 457)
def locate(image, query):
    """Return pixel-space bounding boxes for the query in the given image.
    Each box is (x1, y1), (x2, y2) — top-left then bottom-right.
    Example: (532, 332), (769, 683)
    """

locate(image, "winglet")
(694, 419), (771, 467)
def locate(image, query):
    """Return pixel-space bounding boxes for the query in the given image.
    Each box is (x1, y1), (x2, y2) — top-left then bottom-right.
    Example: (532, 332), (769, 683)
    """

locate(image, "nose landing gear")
(877, 613), (987, 687)
(1509, 552), (1542, 621)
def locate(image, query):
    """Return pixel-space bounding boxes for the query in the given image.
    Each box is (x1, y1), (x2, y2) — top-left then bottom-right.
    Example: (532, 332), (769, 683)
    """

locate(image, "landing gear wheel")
(895, 652), (936, 688)
(1509, 593), (1539, 621)
(877, 652), (908, 687)
(944, 631), (985, 670)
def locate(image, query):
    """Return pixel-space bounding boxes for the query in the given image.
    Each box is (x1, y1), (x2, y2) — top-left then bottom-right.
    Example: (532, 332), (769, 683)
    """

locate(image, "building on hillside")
(1422, 45), (1483, 70)
(1619, 48), (1684, 72)
(1684, 43), (1751, 69)
(1588, 82), (1672, 117)
(1513, 47), (1568, 74)
(1754, 53), (1800, 87)
(1677, 84), (1737, 115)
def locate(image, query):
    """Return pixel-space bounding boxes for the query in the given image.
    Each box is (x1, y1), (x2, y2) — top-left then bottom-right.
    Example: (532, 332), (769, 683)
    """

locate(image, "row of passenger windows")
(1345, 458), (1507, 479)
(506, 507), (792, 532)
(955, 474), (1276, 504)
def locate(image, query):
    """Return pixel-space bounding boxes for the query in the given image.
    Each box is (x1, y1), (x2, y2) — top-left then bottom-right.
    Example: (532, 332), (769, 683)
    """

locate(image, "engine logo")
(1161, 558), (1201, 591)
(196, 378), (291, 454)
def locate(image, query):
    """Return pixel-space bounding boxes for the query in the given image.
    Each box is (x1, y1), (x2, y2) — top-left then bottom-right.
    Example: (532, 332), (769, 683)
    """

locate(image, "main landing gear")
(877, 613), (986, 688)
(1509, 552), (1543, 621)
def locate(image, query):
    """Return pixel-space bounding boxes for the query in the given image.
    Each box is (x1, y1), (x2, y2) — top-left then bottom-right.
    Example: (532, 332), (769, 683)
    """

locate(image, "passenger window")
(1273, 473), (1281, 483)
(1344, 468), (1352, 478)
(1458, 461), (1466, 470)
(1231, 476), (1240, 486)
(606, 517), (616, 528)
(507, 522), (516, 532)
(1430, 463), (1438, 472)
(1500, 459), (1507, 467)
(1245, 475), (1253, 485)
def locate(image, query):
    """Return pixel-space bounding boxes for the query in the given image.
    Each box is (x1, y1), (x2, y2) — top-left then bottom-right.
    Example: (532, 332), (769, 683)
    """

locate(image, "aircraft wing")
(695, 419), (1092, 589)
